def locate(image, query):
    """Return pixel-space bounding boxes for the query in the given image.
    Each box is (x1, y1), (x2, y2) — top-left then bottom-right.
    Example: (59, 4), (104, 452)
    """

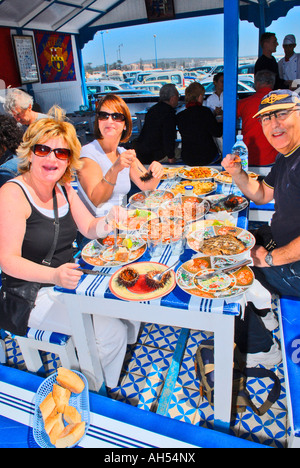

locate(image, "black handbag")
(0, 188), (60, 336)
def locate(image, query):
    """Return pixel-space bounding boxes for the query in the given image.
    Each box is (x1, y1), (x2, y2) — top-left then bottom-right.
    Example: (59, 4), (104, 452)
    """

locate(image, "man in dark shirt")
(134, 84), (179, 164)
(255, 32), (285, 89)
(222, 89), (300, 297)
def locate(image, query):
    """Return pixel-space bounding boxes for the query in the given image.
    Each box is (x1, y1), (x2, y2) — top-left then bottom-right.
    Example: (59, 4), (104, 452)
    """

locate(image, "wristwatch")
(265, 251), (274, 267)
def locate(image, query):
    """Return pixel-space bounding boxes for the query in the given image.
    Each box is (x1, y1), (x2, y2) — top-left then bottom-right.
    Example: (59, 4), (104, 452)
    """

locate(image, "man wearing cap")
(222, 89), (300, 297)
(278, 34), (300, 88)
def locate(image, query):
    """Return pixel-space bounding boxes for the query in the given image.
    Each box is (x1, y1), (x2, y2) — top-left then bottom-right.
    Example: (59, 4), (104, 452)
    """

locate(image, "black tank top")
(3, 181), (78, 288)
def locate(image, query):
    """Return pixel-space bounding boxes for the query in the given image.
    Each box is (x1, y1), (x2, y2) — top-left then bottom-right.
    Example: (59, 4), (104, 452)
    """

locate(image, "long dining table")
(55, 172), (251, 434)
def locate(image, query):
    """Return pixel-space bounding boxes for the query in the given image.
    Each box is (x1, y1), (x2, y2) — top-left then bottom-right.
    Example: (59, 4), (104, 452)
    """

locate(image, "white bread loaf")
(44, 412), (63, 436)
(52, 384), (71, 413)
(56, 368), (85, 394)
(64, 405), (82, 425)
(39, 392), (57, 422)
(55, 421), (86, 448)
(49, 415), (65, 445)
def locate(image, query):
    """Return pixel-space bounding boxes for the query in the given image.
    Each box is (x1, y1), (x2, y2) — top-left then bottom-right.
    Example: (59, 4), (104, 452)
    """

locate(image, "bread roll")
(55, 421), (86, 448)
(52, 384), (71, 413)
(56, 367), (85, 394)
(64, 405), (82, 425)
(39, 392), (56, 422)
(44, 412), (63, 436)
(49, 415), (65, 445)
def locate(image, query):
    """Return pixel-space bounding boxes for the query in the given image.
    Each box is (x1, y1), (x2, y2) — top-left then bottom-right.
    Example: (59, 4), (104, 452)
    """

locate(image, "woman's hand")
(113, 149), (137, 172)
(148, 161), (165, 179)
(52, 263), (83, 289)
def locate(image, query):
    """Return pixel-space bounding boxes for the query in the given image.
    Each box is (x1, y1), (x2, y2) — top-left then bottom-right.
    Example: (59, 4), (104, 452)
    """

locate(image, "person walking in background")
(133, 84), (179, 164)
(237, 70), (278, 166)
(177, 82), (222, 166)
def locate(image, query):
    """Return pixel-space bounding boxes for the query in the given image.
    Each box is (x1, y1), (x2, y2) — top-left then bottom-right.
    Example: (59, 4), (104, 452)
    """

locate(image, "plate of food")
(116, 209), (157, 231)
(161, 166), (182, 180)
(82, 235), (146, 267)
(176, 256), (254, 299)
(178, 166), (219, 180)
(129, 190), (174, 209)
(171, 180), (217, 197)
(208, 194), (249, 213)
(139, 217), (184, 244)
(214, 171), (258, 185)
(158, 196), (210, 224)
(109, 262), (176, 301)
(186, 224), (255, 256)
(33, 367), (89, 449)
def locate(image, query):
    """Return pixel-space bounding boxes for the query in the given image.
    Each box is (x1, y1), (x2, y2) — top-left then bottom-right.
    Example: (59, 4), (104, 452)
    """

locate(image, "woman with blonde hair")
(77, 93), (164, 219)
(177, 81), (223, 166)
(0, 106), (138, 388)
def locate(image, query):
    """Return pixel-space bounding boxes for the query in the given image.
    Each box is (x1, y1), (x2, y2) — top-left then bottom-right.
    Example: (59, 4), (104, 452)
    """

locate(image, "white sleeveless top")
(77, 140), (131, 217)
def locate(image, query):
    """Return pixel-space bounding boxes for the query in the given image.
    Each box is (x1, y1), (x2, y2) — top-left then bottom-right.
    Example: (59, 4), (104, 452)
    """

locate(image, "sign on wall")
(34, 32), (76, 84)
(12, 35), (39, 84)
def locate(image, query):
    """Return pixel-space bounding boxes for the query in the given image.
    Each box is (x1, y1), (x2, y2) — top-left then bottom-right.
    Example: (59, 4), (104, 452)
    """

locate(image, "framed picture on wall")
(12, 35), (39, 84)
(145, 0), (175, 22)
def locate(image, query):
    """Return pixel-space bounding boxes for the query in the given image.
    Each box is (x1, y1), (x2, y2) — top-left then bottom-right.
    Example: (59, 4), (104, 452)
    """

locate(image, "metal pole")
(101, 31), (108, 76)
(153, 34), (158, 68)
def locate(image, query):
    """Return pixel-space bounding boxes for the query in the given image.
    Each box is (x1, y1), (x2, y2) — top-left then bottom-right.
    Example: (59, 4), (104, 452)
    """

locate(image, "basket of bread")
(33, 367), (89, 448)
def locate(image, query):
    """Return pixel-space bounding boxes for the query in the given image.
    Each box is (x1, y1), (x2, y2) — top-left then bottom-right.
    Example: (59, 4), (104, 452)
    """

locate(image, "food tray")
(33, 370), (90, 449)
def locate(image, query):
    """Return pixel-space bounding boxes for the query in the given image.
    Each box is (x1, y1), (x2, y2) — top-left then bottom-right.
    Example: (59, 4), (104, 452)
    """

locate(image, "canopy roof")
(1, 0), (300, 48)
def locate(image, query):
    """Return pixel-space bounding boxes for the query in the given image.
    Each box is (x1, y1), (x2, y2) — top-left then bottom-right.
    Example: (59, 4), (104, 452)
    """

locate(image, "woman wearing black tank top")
(0, 106), (139, 388)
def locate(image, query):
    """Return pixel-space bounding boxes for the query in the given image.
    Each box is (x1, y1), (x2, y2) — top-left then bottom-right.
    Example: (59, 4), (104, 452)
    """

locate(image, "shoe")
(246, 341), (282, 368)
(260, 311), (279, 331)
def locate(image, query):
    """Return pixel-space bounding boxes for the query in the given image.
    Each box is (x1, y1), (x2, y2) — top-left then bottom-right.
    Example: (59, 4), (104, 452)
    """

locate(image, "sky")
(82, 6), (300, 67)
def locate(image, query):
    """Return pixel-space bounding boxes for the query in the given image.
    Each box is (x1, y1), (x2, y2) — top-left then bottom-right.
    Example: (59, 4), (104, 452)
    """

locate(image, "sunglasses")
(259, 109), (299, 124)
(32, 144), (71, 161)
(97, 111), (125, 122)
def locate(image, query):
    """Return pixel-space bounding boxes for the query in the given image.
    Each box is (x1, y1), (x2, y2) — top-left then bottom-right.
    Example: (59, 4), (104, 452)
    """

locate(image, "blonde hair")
(17, 106), (82, 184)
(185, 82), (205, 104)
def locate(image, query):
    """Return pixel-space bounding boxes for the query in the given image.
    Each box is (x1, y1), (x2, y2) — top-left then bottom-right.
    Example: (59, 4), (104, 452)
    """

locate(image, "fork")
(152, 259), (180, 282)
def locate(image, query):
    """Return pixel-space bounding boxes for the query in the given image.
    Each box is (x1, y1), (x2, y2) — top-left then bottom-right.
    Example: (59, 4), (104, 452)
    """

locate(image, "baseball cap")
(283, 34), (296, 45)
(253, 89), (300, 118)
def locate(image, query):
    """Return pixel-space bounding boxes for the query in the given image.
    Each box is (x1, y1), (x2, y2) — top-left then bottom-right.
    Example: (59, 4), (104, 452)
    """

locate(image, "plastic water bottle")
(231, 134), (248, 172)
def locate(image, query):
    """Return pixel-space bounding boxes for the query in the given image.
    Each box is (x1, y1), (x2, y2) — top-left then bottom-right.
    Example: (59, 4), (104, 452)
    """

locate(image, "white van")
(144, 70), (185, 88)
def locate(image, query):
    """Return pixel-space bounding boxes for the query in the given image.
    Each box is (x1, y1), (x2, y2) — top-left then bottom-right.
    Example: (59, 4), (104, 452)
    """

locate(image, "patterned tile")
(124, 344), (174, 381)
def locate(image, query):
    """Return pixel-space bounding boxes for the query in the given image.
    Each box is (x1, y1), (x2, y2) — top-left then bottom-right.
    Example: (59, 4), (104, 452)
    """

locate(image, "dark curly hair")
(0, 115), (23, 154)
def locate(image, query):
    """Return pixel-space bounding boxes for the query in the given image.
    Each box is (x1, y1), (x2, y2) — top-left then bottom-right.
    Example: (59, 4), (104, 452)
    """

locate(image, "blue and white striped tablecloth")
(55, 177), (250, 317)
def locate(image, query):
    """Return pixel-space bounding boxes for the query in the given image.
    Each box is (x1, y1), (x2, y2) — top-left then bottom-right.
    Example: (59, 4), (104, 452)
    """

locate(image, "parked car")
(200, 76), (255, 99)
(85, 80), (135, 95)
(143, 70), (186, 88)
(132, 83), (162, 94)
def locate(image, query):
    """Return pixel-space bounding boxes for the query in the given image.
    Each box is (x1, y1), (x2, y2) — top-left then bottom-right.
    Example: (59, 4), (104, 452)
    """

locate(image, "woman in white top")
(77, 94), (164, 218)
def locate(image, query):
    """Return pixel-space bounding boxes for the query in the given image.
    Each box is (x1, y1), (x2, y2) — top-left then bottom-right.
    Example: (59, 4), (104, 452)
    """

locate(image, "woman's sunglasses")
(97, 111), (125, 122)
(32, 144), (71, 161)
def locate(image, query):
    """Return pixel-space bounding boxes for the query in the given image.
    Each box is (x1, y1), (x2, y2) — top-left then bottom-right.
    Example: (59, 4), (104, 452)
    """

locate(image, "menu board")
(12, 35), (39, 84)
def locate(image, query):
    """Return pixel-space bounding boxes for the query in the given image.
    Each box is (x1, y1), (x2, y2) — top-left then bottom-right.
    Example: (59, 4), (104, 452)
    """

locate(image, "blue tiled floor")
(3, 294), (290, 448)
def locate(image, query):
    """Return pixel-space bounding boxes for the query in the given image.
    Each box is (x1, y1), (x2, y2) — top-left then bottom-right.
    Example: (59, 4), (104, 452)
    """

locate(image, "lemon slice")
(122, 238), (133, 249)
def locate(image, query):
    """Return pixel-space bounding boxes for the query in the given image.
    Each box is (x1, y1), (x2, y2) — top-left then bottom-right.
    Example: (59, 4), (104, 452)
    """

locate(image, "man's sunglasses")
(97, 111), (125, 122)
(32, 144), (71, 160)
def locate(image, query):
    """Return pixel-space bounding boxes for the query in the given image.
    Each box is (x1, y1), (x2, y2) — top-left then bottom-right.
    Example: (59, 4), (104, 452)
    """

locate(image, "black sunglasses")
(97, 111), (125, 122)
(32, 144), (71, 161)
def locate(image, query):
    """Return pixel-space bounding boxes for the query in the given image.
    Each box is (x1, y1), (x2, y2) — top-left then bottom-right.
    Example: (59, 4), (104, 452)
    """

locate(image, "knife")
(195, 259), (252, 281)
(78, 268), (112, 277)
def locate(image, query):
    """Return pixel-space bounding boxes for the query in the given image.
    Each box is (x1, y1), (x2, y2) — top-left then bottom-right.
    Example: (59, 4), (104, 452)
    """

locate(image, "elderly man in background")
(133, 83), (179, 164)
(237, 70), (278, 166)
(4, 88), (48, 127)
(278, 34), (300, 89)
(223, 89), (300, 298)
